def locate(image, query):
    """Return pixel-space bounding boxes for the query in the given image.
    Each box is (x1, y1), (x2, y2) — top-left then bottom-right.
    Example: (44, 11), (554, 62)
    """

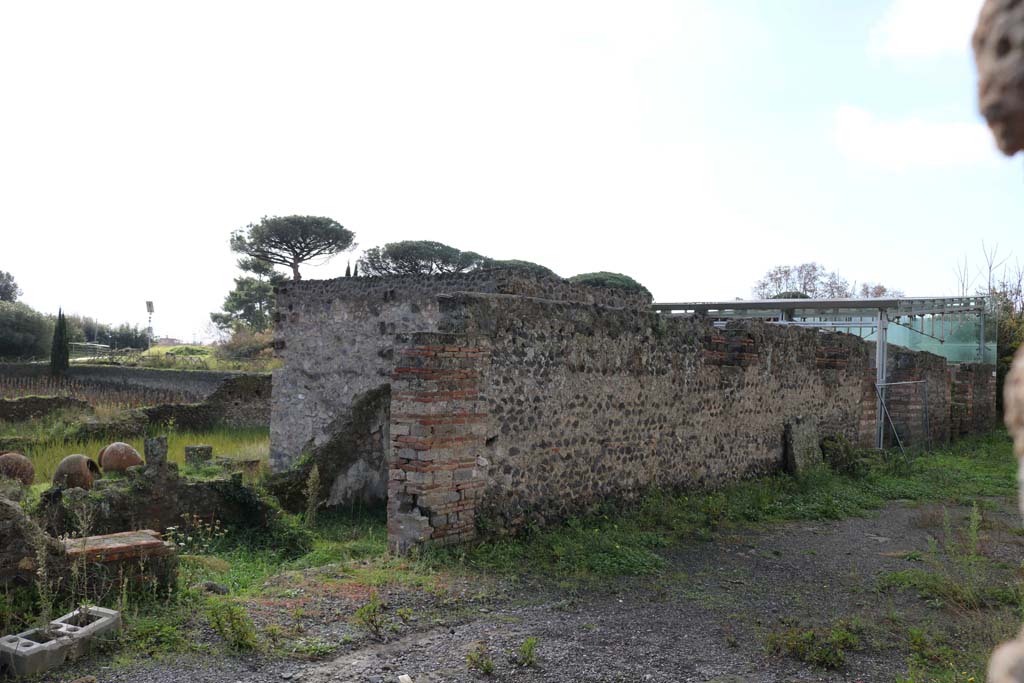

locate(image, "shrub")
(568, 272), (651, 298)
(351, 590), (388, 641)
(215, 330), (273, 360)
(483, 259), (559, 278)
(0, 302), (53, 360)
(820, 435), (870, 477)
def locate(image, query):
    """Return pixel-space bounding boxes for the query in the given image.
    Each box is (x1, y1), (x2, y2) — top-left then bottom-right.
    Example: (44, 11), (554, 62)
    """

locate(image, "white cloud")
(869, 0), (982, 60)
(834, 104), (994, 169)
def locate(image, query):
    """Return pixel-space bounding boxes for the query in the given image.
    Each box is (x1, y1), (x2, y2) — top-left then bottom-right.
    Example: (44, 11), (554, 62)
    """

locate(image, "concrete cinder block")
(0, 607), (121, 676)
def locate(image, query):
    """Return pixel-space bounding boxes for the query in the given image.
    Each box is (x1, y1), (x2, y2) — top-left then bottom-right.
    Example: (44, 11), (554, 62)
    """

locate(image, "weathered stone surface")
(144, 436), (168, 466)
(272, 271), (998, 553)
(184, 445), (213, 466)
(97, 442), (142, 473)
(0, 452), (34, 486)
(0, 606), (122, 676)
(142, 374), (270, 432)
(0, 396), (90, 422)
(974, 0), (1024, 155)
(783, 417), (821, 476)
(267, 386), (390, 513)
(62, 530), (176, 599)
(0, 493), (64, 585)
(52, 455), (100, 491)
(270, 269), (649, 473)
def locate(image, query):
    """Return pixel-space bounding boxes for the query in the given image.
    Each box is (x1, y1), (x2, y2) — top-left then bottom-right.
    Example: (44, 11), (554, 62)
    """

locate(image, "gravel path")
(37, 498), (1024, 683)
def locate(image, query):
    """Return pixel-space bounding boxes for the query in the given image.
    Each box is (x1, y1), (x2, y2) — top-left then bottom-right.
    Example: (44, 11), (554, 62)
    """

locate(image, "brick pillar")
(387, 334), (490, 554)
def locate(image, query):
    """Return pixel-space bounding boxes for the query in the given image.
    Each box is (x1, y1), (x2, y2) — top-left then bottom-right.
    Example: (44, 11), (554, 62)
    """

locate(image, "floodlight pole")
(875, 308), (888, 450)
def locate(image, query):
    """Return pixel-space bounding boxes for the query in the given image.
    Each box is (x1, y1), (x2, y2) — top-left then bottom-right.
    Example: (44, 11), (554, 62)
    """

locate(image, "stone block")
(144, 436), (168, 466)
(783, 416), (821, 477)
(184, 445), (213, 466)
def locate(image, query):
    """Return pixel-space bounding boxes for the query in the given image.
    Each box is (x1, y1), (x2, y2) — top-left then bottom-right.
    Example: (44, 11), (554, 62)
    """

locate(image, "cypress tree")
(353, 262), (359, 277)
(50, 309), (69, 375)
(345, 262), (351, 278)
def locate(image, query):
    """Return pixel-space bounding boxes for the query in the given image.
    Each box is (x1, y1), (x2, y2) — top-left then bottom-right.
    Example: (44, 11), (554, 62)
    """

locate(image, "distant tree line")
(212, 220), (653, 336)
(0, 270), (149, 361)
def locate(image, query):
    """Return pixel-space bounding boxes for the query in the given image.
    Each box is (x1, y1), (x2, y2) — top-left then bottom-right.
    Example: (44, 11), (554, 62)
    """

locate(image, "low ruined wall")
(205, 374), (271, 428)
(143, 374), (272, 431)
(0, 396), (90, 423)
(0, 363), (257, 401)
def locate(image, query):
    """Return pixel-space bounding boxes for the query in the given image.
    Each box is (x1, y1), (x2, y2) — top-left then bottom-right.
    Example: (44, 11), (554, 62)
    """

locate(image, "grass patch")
(438, 432), (1015, 583)
(877, 502), (1022, 610)
(765, 618), (864, 669)
(14, 426), (269, 484)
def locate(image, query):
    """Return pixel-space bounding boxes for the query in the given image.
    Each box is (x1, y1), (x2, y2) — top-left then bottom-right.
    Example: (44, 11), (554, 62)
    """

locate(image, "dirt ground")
(41, 498), (1024, 683)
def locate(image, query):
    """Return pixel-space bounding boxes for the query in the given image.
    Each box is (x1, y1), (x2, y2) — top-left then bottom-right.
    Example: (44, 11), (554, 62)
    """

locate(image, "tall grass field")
(11, 427), (269, 484)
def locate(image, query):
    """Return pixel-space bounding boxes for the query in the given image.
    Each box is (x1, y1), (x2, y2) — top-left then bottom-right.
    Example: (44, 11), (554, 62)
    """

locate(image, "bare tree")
(752, 262), (894, 299)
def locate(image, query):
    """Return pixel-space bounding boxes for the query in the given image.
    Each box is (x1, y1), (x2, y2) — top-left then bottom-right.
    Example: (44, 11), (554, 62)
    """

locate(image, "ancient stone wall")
(0, 396), (90, 423)
(951, 363), (999, 438)
(270, 269), (650, 471)
(143, 374), (272, 431)
(205, 374), (272, 428)
(426, 293), (875, 534)
(273, 272), (998, 551)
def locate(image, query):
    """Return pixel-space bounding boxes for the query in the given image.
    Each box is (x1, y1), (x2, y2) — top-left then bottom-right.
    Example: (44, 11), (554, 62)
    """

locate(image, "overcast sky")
(1, 0), (1018, 340)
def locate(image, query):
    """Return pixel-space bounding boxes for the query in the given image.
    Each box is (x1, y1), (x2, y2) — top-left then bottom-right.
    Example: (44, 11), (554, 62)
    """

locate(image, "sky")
(1, 0), (1019, 341)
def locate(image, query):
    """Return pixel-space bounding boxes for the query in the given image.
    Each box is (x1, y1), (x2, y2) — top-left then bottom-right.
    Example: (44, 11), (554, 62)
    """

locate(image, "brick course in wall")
(387, 334), (490, 552)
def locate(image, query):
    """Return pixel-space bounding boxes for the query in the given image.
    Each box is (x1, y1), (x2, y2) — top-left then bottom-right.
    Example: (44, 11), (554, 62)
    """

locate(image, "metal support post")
(875, 310), (888, 450)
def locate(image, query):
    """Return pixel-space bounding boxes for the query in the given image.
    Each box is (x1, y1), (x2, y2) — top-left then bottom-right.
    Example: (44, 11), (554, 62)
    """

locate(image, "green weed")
(516, 636), (539, 667)
(206, 598), (259, 651)
(467, 643), (495, 674)
(765, 618), (863, 669)
(351, 590), (388, 641)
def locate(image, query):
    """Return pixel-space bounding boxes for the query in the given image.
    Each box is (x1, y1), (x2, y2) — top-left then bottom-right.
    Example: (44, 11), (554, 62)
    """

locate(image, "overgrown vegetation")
(765, 618), (863, 669)
(2, 428), (1016, 675)
(466, 642), (496, 674)
(568, 271), (651, 298)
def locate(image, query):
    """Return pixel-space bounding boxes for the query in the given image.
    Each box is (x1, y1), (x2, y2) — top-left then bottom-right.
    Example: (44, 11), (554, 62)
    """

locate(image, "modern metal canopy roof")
(651, 296), (987, 316)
